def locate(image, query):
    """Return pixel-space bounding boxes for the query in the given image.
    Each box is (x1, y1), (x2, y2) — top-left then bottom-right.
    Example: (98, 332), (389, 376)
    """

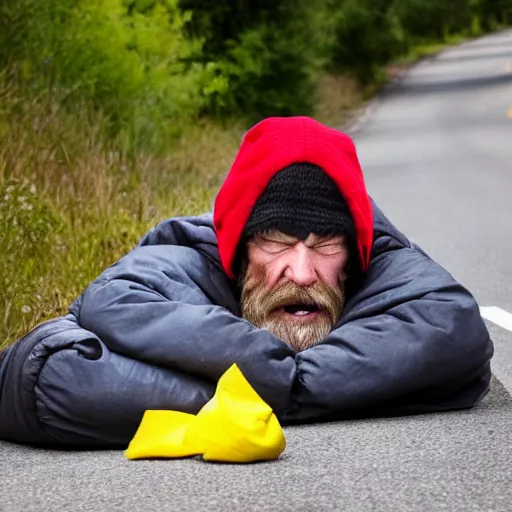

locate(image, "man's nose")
(284, 244), (317, 287)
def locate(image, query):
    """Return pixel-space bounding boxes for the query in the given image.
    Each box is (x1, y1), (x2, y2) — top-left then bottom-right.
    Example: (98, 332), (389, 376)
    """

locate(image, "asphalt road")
(2, 30), (512, 512)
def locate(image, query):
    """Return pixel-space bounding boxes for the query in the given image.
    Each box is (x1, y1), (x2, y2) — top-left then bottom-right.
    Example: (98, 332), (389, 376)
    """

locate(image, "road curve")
(351, 29), (512, 312)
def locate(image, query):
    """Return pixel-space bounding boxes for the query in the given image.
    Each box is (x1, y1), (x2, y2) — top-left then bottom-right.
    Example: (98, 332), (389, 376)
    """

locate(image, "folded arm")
(78, 245), (297, 416)
(0, 315), (216, 447)
(289, 247), (493, 421)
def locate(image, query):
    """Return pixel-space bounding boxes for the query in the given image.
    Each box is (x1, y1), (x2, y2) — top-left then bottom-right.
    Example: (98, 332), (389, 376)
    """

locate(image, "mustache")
(242, 278), (344, 327)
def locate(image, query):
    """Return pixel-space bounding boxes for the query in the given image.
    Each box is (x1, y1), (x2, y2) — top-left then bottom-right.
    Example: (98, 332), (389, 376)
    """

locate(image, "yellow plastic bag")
(125, 363), (286, 463)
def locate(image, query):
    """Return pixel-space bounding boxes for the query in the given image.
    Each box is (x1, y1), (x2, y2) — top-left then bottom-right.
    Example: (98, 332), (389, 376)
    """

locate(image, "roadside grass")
(314, 74), (364, 127)
(396, 33), (473, 67)
(0, 86), (242, 347)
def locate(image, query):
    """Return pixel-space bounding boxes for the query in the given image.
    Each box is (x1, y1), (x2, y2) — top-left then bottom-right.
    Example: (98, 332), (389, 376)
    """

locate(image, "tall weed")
(0, 80), (242, 347)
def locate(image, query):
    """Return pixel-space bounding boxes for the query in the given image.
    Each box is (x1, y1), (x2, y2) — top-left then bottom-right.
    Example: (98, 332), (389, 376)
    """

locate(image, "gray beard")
(253, 314), (334, 352)
(240, 272), (345, 352)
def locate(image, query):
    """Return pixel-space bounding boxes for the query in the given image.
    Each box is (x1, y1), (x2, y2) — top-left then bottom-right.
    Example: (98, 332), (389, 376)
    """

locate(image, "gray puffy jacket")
(0, 202), (493, 448)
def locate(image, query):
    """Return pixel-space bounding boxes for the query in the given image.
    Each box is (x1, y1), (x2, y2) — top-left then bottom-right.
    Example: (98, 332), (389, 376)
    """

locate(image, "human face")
(240, 230), (350, 352)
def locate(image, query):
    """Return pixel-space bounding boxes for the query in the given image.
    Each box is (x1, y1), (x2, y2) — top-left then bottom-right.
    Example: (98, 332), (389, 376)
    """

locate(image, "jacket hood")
(213, 116), (374, 278)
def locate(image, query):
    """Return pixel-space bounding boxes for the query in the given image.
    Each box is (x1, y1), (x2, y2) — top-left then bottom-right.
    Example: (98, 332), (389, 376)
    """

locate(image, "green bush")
(392, 0), (473, 42)
(0, 0), (212, 150)
(472, 0), (512, 29)
(328, 0), (404, 85)
(180, 0), (333, 120)
(2, 0), (509, 136)
(325, 0), (512, 86)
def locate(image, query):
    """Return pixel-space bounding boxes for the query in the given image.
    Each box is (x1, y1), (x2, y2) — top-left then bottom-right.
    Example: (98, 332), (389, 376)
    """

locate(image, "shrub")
(328, 0), (404, 85)
(472, 0), (512, 29)
(391, 0), (473, 42)
(180, 0), (333, 120)
(0, 0), (210, 151)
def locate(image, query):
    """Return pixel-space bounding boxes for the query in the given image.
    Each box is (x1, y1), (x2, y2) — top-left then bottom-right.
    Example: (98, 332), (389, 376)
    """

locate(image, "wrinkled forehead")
(253, 229), (346, 245)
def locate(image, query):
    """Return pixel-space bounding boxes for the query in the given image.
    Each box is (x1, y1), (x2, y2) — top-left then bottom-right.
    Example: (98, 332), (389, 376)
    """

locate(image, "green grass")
(0, 84), (244, 348)
(0, 73), (369, 348)
(398, 33), (474, 66)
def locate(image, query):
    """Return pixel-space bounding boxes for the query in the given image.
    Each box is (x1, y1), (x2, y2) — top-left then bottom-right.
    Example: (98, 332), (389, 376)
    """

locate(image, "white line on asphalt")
(480, 306), (512, 332)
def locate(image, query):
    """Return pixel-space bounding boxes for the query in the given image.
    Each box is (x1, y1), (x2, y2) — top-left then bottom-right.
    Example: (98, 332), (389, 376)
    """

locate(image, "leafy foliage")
(1, 0), (510, 124)
(0, 0), (210, 150)
(391, 0), (473, 41)
(180, 0), (333, 119)
(328, 0), (404, 85)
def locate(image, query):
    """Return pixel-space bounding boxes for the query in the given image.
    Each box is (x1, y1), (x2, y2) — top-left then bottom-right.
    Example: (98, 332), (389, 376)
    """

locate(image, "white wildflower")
(21, 305), (32, 314)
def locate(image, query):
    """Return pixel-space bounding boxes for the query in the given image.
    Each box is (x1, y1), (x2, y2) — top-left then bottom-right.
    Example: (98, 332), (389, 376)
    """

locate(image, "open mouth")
(278, 303), (322, 318)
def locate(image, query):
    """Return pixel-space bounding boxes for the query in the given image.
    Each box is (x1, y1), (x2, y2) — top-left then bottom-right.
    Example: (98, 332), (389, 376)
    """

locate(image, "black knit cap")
(244, 162), (356, 241)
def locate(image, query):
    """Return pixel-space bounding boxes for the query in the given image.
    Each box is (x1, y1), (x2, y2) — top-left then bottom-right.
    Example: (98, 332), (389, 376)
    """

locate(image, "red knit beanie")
(213, 116), (374, 278)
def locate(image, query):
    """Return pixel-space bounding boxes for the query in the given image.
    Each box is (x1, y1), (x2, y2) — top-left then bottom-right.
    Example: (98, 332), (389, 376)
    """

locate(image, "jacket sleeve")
(0, 315), (215, 447)
(77, 245), (297, 417)
(288, 245), (493, 422)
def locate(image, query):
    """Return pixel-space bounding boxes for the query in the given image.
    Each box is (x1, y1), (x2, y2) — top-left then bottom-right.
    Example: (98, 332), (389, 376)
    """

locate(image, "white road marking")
(480, 306), (512, 332)
(506, 62), (512, 117)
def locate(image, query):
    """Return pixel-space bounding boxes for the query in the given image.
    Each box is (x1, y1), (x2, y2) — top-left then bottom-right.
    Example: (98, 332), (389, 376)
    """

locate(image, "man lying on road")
(0, 116), (493, 448)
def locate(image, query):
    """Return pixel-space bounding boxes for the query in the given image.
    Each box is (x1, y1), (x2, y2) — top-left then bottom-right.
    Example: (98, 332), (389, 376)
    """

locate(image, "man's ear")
(343, 247), (365, 301)
(237, 258), (249, 291)
(232, 235), (250, 288)
(344, 235), (362, 278)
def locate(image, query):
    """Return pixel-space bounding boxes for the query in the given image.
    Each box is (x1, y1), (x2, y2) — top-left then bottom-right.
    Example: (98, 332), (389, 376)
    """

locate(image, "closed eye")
(314, 243), (344, 255)
(259, 240), (291, 254)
